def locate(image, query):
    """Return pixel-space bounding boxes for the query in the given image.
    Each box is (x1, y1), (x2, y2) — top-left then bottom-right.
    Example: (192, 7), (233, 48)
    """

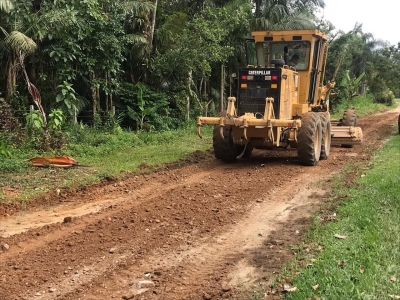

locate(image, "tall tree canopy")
(1, 0), (398, 130)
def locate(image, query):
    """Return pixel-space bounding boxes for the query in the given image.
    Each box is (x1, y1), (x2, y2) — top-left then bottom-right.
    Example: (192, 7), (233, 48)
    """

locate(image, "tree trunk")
(255, 0), (261, 18)
(186, 94), (190, 121)
(108, 72), (113, 111)
(149, 0), (158, 51)
(91, 73), (99, 124)
(6, 59), (16, 100)
(97, 87), (100, 109)
(27, 54), (37, 85)
(73, 108), (77, 123)
(110, 93), (113, 113)
(204, 80), (207, 116)
(186, 70), (192, 121)
(199, 76), (203, 97)
(105, 72), (109, 114)
(220, 63), (225, 112)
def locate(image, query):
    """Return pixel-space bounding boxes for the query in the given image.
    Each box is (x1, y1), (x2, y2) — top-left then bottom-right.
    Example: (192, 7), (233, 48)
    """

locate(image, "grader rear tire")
(341, 109), (357, 126)
(319, 112), (331, 160)
(341, 109), (357, 148)
(297, 112), (322, 166)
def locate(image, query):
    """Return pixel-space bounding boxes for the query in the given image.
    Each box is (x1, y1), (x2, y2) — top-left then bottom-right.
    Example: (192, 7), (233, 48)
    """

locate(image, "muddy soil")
(0, 108), (399, 300)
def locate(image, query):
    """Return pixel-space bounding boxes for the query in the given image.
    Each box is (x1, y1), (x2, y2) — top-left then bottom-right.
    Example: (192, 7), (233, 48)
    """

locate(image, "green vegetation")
(0, 0), (398, 215)
(235, 103), (399, 300)
(1, 0), (400, 205)
(0, 95), (395, 203)
(331, 96), (399, 119)
(1, 2), (400, 297)
(1, 0), (399, 132)
(1, 1), (400, 295)
(0, 124), (212, 202)
(279, 134), (400, 299)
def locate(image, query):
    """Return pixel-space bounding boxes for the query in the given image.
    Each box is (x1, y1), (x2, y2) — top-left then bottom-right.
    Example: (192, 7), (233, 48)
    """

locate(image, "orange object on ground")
(29, 155), (80, 168)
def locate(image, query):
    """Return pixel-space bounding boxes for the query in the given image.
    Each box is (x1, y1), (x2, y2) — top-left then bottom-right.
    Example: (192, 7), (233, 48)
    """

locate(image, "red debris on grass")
(29, 155), (80, 168)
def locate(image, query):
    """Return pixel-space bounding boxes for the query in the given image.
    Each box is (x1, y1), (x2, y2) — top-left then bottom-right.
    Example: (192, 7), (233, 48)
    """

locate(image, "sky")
(318, 0), (399, 46)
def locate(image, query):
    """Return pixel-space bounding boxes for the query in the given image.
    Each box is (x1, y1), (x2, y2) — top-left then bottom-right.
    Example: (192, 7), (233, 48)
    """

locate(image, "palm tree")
(253, 0), (325, 30)
(0, 0), (14, 12)
(124, 0), (155, 83)
(349, 24), (384, 78)
(1, 9), (37, 100)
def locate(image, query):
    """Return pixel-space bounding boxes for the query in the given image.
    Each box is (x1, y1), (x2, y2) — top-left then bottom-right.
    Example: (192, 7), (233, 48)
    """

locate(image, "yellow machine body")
(197, 30), (363, 165)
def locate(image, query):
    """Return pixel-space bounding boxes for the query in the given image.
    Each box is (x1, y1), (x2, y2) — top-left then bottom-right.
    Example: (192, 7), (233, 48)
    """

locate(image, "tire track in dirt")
(76, 172), (323, 300)
(1, 160), (289, 299)
(0, 162), (227, 259)
(5, 158), (334, 299)
(30, 165), (319, 300)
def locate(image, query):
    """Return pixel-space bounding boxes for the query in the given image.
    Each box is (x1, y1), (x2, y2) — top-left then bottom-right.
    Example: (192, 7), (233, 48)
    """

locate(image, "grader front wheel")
(212, 110), (253, 162)
(297, 112), (322, 166)
(213, 125), (253, 162)
(212, 111), (242, 162)
(213, 125), (237, 162)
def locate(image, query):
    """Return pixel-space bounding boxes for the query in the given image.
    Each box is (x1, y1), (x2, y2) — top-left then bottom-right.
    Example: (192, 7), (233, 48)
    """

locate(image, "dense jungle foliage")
(0, 0), (399, 155)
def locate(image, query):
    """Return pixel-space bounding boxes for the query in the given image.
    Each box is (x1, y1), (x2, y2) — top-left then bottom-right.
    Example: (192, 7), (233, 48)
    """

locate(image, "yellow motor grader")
(196, 29), (363, 166)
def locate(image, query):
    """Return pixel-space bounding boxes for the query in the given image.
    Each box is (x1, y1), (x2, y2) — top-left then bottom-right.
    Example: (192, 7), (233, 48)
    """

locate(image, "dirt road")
(0, 108), (399, 300)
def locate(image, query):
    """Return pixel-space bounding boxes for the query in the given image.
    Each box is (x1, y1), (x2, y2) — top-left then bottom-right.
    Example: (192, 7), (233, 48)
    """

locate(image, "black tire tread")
(341, 109), (357, 148)
(319, 112), (331, 160)
(213, 125), (238, 162)
(212, 110), (242, 162)
(297, 112), (322, 166)
(341, 109), (357, 126)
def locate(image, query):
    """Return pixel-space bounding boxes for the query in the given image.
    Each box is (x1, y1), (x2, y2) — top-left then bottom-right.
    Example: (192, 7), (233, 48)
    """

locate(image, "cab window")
(254, 41), (311, 70)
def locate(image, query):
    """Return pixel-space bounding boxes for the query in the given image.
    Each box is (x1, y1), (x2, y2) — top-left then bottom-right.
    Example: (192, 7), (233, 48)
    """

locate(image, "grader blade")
(331, 126), (363, 146)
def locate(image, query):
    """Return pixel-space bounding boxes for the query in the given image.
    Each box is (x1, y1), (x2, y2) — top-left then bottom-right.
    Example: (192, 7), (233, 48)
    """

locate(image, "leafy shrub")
(102, 113), (125, 134)
(55, 81), (87, 117)
(0, 141), (11, 158)
(24, 110), (68, 151)
(373, 90), (394, 106)
(338, 70), (365, 102)
(8, 91), (29, 119)
(0, 156), (28, 173)
(25, 110), (45, 138)
(48, 109), (65, 131)
(66, 124), (143, 157)
(42, 130), (68, 150)
(0, 97), (18, 132)
(117, 82), (177, 130)
(0, 135), (30, 173)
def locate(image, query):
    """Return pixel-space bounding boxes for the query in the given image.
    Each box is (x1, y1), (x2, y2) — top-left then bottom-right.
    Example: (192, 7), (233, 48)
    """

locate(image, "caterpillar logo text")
(248, 70), (271, 75)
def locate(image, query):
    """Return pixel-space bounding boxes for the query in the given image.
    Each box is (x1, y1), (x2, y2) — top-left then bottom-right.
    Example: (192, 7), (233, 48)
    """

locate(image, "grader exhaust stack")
(197, 29), (363, 165)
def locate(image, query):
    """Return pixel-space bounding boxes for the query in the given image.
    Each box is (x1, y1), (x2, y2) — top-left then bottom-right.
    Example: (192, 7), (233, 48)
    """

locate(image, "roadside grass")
(280, 133), (400, 299)
(0, 124), (213, 203)
(331, 96), (399, 119)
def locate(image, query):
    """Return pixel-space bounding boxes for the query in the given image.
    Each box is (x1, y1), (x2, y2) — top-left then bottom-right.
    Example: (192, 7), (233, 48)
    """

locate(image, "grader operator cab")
(196, 29), (363, 166)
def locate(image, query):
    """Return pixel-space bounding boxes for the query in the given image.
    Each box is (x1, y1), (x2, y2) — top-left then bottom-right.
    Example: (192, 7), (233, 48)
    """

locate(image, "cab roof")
(251, 29), (328, 43)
